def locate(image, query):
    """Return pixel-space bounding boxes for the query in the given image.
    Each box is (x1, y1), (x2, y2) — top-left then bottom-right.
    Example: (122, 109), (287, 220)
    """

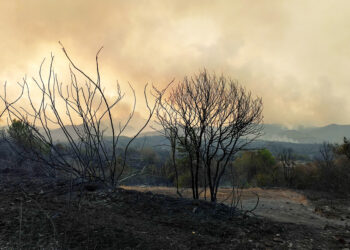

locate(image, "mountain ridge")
(2, 122), (350, 144)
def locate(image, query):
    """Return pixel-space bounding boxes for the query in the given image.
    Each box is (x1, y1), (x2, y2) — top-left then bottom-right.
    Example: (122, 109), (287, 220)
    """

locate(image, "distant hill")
(0, 123), (328, 160)
(261, 124), (350, 144)
(3, 120), (349, 144)
(140, 123), (350, 144)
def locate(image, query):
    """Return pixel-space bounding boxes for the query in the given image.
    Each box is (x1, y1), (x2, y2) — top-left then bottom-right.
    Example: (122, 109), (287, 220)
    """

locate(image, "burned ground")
(0, 170), (348, 249)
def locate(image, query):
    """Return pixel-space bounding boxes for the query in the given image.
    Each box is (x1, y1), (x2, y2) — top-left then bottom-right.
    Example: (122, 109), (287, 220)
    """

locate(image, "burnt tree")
(156, 70), (263, 201)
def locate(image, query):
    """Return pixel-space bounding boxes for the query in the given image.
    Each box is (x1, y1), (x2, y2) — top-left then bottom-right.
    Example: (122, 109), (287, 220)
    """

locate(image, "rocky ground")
(0, 170), (349, 249)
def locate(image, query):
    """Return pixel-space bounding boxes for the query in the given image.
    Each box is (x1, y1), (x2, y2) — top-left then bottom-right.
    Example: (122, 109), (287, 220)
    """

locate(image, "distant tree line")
(140, 141), (349, 195)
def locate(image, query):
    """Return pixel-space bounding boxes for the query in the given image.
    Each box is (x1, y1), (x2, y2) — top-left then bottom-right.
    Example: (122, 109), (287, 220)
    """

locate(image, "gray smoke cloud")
(1, 0), (350, 126)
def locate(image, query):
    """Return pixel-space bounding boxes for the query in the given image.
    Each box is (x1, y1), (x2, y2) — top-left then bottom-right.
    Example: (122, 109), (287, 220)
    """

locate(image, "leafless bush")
(278, 148), (296, 187)
(0, 44), (170, 187)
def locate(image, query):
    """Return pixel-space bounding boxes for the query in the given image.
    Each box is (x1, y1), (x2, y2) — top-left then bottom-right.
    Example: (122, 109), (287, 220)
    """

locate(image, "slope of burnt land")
(0, 173), (349, 249)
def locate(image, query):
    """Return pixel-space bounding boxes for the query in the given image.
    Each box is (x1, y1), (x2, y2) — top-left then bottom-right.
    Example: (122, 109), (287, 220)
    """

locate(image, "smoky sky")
(1, 0), (350, 127)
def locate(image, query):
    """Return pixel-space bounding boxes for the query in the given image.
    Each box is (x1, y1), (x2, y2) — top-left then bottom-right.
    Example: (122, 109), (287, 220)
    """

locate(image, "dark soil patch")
(300, 190), (349, 219)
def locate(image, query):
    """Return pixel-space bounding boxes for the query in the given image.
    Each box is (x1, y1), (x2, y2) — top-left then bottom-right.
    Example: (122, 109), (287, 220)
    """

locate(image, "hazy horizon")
(1, 0), (350, 127)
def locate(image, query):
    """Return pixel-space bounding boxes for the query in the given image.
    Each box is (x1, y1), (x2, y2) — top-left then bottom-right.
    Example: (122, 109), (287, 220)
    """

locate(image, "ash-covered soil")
(0, 171), (349, 249)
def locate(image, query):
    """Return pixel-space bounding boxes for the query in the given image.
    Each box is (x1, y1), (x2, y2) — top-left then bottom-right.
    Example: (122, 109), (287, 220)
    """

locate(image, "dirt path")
(241, 197), (348, 228)
(123, 186), (350, 229)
